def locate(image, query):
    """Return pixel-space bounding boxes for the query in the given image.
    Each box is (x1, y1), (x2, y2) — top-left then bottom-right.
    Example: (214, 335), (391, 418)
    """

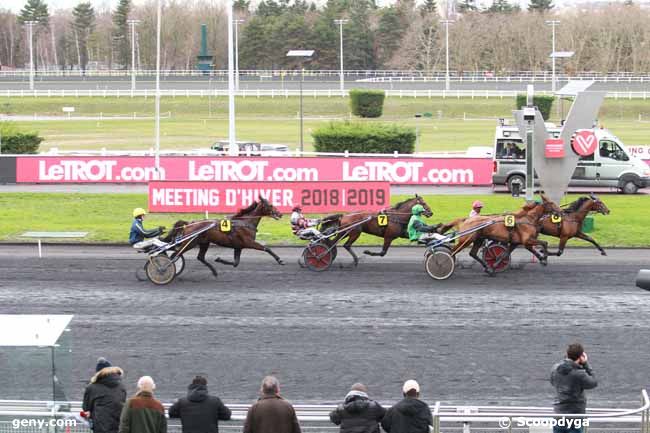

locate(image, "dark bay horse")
(541, 194), (610, 256)
(162, 197), (283, 278)
(440, 196), (562, 274)
(321, 195), (433, 266)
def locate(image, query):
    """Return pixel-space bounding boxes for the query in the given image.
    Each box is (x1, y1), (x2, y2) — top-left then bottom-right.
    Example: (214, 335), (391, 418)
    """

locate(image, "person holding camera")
(550, 343), (598, 433)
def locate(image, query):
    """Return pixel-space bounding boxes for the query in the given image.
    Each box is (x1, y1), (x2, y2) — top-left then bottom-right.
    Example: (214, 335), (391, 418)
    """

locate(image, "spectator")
(168, 376), (232, 433)
(329, 383), (386, 433)
(119, 376), (167, 433)
(82, 357), (127, 433)
(381, 380), (433, 433)
(243, 376), (301, 433)
(550, 343), (598, 433)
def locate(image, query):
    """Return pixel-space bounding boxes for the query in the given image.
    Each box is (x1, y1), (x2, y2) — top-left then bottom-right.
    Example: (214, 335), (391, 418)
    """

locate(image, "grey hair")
(137, 376), (156, 392)
(261, 376), (280, 396)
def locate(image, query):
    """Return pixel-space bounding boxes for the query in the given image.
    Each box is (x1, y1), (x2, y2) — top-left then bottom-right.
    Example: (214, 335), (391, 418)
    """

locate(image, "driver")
(290, 206), (321, 239)
(407, 204), (441, 243)
(129, 208), (168, 249)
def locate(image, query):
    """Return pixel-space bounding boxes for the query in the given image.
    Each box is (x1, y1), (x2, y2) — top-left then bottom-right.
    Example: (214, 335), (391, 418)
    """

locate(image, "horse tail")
(161, 220), (188, 243)
(438, 217), (466, 234)
(319, 213), (343, 232)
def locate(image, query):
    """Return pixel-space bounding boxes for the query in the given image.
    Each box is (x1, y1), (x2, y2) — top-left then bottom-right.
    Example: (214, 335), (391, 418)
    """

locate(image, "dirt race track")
(0, 245), (648, 408)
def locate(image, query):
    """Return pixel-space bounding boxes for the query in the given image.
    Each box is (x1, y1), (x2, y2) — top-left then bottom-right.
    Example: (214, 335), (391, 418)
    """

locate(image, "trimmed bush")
(312, 121), (415, 154)
(349, 89), (386, 118)
(0, 131), (43, 154)
(516, 94), (555, 120)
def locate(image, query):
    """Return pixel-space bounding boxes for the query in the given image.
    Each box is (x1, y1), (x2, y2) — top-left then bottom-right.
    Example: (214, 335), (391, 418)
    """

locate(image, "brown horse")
(541, 194), (610, 256)
(440, 196), (562, 274)
(321, 195), (433, 266)
(163, 197), (283, 278)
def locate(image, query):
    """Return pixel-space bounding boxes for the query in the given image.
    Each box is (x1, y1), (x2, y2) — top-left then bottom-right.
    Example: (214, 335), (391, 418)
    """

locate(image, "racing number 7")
(378, 214), (388, 227)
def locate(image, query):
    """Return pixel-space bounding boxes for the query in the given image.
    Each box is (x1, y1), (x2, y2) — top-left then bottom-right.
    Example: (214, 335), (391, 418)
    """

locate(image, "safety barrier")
(0, 390), (648, 433)
(3, 89), (650, 99)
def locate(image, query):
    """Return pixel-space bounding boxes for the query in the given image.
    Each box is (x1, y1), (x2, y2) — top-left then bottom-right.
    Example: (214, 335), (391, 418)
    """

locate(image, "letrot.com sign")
(149, 181), (391, 213)
(16, 156), (492, 185)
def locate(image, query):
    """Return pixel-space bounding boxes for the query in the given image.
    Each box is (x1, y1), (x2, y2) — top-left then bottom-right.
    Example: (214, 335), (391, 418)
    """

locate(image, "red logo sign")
(545, 138), (565, 158)
(571, 130), (598, 156)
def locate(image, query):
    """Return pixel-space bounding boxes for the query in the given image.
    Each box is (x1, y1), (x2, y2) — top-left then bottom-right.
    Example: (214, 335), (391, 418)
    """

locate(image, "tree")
(420, 0), (437, 16)
(486, 0), (518, 13)
(18, 0), (50, 70)
(528, 0), (553, 12)
(73, 2), (95, 72)
(458, 0), (478, 12)
(112, 0), (130, 68)
(376, 6), (405, 67)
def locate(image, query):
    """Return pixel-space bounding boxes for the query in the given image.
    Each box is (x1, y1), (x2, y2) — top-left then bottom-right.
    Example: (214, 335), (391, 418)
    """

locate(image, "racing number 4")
(220, 219), (232, 232)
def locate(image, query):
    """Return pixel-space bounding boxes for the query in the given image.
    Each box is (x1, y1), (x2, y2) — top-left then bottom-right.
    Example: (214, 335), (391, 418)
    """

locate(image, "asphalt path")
(1, 76), (649, 92)
(0, 245), (648, 408)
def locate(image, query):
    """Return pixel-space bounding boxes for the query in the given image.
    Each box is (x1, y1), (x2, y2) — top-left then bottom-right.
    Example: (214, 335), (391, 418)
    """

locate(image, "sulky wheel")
(425, 247), (456, 280)
(302, 242), (335, 272)
(145, 255), (177, 285)
(482, 242), (511, 273)
(172, 255), (185, 277)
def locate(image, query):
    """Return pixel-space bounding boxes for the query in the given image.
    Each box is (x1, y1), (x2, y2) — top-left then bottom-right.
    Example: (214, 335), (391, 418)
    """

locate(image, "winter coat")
(243, 395), (301, 433)
(168, 384), (231, 433)
(329, 391), (386, 433)
(551, 360), (598, 414)
(82, 367), (127, 433)
(118, 391), (167, 433)
(381, 397), (433, 433)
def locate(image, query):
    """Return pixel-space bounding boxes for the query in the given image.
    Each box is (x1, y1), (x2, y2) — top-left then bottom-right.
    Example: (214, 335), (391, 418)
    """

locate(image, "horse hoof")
(278, 260), (285, 265)
(214, 257), (221, 263)
(541, 260), (548, 266)
(362, 250), (372, 255)
(601, 251), (607, 256)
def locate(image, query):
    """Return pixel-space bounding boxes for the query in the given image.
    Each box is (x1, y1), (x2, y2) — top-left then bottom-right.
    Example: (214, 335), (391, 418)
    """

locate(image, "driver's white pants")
(133, 238), (167, 249)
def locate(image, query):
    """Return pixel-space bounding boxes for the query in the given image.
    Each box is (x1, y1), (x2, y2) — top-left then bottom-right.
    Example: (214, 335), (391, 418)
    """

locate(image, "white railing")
(2, 69), (650, 81)
(0, 390), (648, 433)
(2, 89), (650, 99)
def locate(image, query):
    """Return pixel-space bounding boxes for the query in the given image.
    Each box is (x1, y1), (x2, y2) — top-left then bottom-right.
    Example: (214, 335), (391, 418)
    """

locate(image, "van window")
(599, 140), (629, 161)
(496, 139), (525, 159)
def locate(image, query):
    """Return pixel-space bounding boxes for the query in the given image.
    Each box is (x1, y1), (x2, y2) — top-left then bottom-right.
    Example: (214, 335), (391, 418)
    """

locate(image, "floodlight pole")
(286, 50), (314, 154)
(441, 20), (454, 92)
(127, 20), (141, 93)
(233, 19), (244, 91)
(227, 1), (237, 155)
(25, 21), (38, 91)
(525, 85), (535, 201)
(546, 20), (560, 93)
(154, 0), (161, 171)
(334, 19), (348, 94)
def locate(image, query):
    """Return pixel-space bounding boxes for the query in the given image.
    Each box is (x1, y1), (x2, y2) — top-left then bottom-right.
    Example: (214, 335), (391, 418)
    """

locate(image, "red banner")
(148, 181), (391, 213)
(16, 156), (493, 185)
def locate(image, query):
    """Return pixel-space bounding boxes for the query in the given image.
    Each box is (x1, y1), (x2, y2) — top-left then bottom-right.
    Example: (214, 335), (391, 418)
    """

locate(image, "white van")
(492, 121), (650, 194)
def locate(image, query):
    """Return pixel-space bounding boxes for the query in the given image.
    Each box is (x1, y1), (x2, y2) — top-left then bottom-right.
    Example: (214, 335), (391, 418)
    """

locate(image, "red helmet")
(292, 206), (302, 212)
(472, 200), (484, 209)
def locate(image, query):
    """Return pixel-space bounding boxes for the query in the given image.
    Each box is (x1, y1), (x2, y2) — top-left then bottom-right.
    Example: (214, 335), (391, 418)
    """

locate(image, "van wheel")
(507, 175), (525, 193)
(621, 181), (639, 194)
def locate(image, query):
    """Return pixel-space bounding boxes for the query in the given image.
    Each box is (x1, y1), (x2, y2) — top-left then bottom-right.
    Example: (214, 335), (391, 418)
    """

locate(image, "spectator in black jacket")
(168, 376), (232, 433)
(381, 380), (433, 433)
(329, 383), (386, 433)
(550, 343), (598, 433)
(82, 357), (127, 433)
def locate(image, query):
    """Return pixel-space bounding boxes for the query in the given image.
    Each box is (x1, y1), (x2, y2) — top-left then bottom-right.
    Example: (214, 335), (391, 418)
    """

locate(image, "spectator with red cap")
(469, 201), (484, 218)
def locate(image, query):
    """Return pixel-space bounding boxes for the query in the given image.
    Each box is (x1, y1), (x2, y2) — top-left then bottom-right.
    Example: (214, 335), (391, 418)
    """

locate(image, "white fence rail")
(3, 89), (650, 99)
(0, 390), (648, 433)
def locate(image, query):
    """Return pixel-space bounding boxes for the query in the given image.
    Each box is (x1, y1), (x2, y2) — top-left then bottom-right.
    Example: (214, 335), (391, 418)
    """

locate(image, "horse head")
(258, 195), (283, 220)
(589, 193), (610, 215)
(414, 194), (433, 217)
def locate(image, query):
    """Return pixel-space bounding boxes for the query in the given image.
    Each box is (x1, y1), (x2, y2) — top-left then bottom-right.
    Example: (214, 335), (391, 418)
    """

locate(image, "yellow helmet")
(133, 208), (147, 218)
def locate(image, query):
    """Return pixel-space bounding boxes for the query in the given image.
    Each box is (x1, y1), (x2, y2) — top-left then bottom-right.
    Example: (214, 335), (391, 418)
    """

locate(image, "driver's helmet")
(472, 200), (484, 209)
(133, 207), (147, 218)
(411, 204), (425, 215)
(292, 206), (302, 213)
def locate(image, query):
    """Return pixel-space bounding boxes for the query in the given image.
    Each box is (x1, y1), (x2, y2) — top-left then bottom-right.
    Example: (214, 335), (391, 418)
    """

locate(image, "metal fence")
(1, 390), (648, 433)
(3, 89), (650, 99)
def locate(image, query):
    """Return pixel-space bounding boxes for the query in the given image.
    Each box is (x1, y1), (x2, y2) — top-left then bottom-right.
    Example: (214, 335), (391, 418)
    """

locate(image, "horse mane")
(391, 196), (415, 209)
(160, 220), (189, 242)
(233, 201), (259, 217)
(564, 197), (590, 213)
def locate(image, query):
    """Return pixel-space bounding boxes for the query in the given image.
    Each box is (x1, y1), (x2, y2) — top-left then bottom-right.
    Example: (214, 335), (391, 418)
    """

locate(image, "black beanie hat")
(96, 357), (112, 372)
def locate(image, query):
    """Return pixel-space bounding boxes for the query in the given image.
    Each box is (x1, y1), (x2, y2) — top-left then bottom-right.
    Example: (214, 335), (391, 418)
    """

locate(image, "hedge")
(312, 121), (415, 154)
(349, 89), (386, 118)
(516, 94), (555, 120)
(0, 132), (43, 154)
